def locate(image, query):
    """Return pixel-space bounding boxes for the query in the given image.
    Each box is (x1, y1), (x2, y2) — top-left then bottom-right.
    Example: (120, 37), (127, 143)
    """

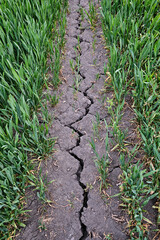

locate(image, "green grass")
(0, 0), (68, 239)
(101, 0), (160, 238)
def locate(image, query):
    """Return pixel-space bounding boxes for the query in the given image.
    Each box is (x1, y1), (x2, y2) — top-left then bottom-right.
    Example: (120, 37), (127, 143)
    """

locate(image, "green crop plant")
(29, 168), (54, 203)
(93, 58), (97, 65)
(72, 57), (81, 90)
(79, 7), (85, 22)
(84, 0), (98, 28)
(70, 59), (76, 72)
(92, 38), (97, 52)
(70, 41), (82, 91)
(52, 43), (61, 87)
(105, 95), (127, 150)
(90, 120), (110, 191)
(40, 99), (53, 123)
(0, 0), (68, 238)
(50, 94), (59, 107)
(58, 10), (67, 48)
(77, 35), (81, 53)
(105, 97), (114, 117)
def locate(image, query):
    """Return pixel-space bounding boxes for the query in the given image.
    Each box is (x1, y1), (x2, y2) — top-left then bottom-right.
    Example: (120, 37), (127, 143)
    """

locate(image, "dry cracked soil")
(15, 1), (157, 240)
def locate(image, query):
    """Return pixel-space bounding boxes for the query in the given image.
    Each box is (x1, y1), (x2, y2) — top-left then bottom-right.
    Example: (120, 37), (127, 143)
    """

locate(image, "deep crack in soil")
(69, 151), (89, 239)
(66, 1), (93, 237)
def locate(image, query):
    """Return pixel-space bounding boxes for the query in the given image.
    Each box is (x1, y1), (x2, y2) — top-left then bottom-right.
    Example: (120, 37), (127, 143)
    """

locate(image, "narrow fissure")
(69, 151), (89, 239)
(66, 113), (90, 238)
(64, 1), (97, 238)
(109, 165), (120, 173)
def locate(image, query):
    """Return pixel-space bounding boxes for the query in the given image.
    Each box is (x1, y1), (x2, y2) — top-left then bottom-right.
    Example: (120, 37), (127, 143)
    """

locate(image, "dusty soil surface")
(15, 1), (158, 240)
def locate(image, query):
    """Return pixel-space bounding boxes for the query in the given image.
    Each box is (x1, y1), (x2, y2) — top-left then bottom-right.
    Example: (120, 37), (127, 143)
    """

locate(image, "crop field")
(0, 0), (159, 239)
(0, 0), (67, 239)
(101, 0), (160, 238)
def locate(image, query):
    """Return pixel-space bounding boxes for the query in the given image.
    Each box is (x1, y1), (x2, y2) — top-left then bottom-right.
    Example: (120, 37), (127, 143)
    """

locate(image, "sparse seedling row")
(90, 120), (110, 191)
(84, 0), (98, 29)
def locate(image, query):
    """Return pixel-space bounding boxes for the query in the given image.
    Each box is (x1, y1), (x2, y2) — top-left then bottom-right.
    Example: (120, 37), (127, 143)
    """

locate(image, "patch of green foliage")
(101, 0), (160, 238)
(0, 0), (68, 238)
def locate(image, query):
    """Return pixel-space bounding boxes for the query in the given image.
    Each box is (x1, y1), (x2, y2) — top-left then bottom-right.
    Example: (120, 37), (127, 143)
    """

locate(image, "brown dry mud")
(16, 0), (155, 239)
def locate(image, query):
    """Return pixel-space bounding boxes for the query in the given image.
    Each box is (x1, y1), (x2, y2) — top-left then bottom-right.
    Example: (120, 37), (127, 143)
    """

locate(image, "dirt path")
(16, 1), (129, 239)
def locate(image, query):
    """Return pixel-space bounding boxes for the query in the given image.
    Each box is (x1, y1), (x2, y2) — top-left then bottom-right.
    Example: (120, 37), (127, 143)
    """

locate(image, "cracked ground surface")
(15, 0), (133, 239)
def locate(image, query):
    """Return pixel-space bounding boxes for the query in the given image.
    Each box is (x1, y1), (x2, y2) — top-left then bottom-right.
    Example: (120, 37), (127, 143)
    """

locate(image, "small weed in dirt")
(38, 219), (46, 231)
(104, 233), (112, 240)
(96, 73), (100, 81)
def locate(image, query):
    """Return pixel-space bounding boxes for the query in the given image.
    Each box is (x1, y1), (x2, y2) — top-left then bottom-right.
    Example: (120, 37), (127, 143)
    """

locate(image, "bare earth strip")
(16, 0), (133, 239)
